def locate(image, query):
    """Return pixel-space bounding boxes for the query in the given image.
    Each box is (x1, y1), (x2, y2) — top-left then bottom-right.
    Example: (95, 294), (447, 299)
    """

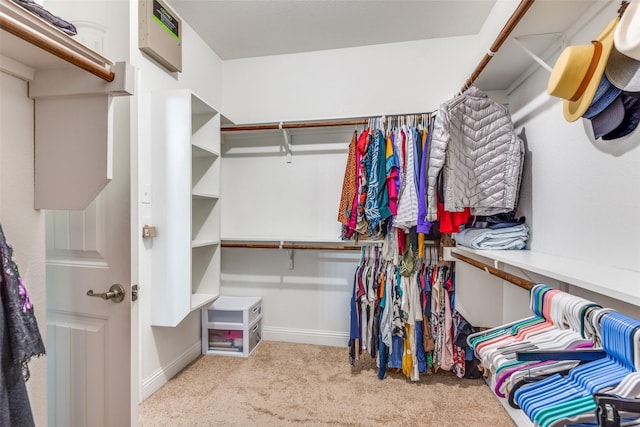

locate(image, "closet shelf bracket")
(511, 34), (560, 73)
(279, 240), (295, 269)
(279, 122), (293, 163)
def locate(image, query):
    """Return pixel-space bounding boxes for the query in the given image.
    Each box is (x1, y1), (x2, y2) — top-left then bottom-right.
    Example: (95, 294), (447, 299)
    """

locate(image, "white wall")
(505, 1), (640, 318)
(133, 11), (224, 400)
(221, 1), (521, 124)
(454, 0), (640, 326)
(221, 126), (358, 346)
(218, 1), (526, 345)
(222, 126), (353, 239)
(509, 2), (640, 265)
(0, 73), (47, 426)
(219, 0), (640, 342)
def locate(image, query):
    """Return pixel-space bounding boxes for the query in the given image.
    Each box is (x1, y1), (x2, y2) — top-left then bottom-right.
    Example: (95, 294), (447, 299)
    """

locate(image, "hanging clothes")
(339, 114), (446, 242)
(338, 114), (479, 382)
(364, 130), (392, 235)
(394, 126), (419, 230)
(0, 224), (45, 427)
(348, 232), (464, 382)
(355, 129), (371, 235)
(426, 87), (525, 222)
(338, 131), (358, 227)
(385, 131), (400, 218)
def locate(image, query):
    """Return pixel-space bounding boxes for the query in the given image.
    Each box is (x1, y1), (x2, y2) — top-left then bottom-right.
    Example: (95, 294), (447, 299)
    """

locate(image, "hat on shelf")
(588, 94), (625, 139)
(605, 46), (640, 91)
(582, 74), (622, 119)
(601, 90), (640, 140)
(547, 17), (619, 122)
(614, 0), (640, 61)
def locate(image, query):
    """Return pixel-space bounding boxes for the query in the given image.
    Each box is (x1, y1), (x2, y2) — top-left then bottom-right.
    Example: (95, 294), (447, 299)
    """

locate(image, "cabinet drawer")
(206, 296), (262, 324)
(248, 319), (262, 353)
(247, 301), (262, 325)
(207, 329), (244, 354)
(204, 318), (262, 357)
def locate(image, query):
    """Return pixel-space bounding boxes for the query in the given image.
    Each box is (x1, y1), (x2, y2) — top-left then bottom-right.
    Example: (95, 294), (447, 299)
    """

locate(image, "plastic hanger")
(487, 295), (597, 375)
(514, 312), (640, 424)
(467, 285), (552, 354)
(476, 288), (561, 359)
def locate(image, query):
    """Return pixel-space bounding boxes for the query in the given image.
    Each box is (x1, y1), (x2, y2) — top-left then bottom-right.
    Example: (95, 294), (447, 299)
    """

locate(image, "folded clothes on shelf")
(454, 223), (529, 250)
(11, 0), (78, 35)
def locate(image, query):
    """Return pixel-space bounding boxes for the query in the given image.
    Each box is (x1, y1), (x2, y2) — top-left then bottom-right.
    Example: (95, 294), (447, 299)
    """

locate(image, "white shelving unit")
(0, 0), (135, 210)
(450, 246), (640, 307)
(150, 90), (221, 327)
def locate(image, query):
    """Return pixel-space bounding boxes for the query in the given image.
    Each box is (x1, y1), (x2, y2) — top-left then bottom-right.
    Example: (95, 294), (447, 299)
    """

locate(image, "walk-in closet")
(2, 0), (640, 426)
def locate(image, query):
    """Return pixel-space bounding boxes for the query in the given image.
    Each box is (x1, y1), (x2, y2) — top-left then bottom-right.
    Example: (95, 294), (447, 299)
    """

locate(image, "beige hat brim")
(563, 17), (619, 122)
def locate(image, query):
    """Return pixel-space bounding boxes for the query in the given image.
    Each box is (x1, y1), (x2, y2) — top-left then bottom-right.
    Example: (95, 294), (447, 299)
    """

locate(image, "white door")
(45, 98), (132, 427)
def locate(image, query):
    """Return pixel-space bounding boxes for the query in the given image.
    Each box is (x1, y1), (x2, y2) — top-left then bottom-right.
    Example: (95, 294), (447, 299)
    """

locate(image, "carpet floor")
(139, 341), (516, 427)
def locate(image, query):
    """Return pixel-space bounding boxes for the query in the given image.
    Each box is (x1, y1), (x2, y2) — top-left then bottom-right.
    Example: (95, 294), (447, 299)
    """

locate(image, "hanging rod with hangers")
(221, 239), (438, 251)
(220, 112), (436, 132)
(221, 241), (366, 251)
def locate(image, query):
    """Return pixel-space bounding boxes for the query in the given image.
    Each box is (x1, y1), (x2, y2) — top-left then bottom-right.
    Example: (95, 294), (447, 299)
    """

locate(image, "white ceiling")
(167, 0), (497, 59)
(167, 0), (601, 91)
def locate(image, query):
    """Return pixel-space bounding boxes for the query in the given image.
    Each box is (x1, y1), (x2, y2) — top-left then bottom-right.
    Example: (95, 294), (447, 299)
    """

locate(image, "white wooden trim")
(263, 326), (348, 348)
(141, 341), (201, 401)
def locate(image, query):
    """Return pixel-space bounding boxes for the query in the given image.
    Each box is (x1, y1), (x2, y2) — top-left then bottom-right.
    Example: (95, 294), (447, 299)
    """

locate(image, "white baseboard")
(263, 326), (349, 348)
(141, 341), (201, 401)
(485, 377), (533, 427)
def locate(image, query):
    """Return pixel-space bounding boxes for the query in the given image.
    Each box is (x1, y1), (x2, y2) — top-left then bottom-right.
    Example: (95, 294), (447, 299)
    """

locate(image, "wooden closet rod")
(221, 242), (364, 251)
(0, 13), (115, 82)
(451, 252), (534, 291)
(222, 119), (369, 132)
(461, 0), (535, 92)
(221, 113), (436, 132)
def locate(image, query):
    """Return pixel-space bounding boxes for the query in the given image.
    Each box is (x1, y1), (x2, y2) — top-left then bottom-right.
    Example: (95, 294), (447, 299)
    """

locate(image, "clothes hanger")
(497, 358), (583, 399)
(516, 308), (608, 412)
(488, 293), (605, 400)
(594, 393), (640, 427)
(514, 312), (640, 424)
(467, 285), (553, 354)
(485, 294), (596, 375)
(475, 288), (561, 359)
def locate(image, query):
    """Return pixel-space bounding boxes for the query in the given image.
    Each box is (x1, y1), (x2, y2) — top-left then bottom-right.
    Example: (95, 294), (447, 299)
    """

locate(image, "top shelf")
(451, 246), (640, 306)
(0, 0), (114, 80)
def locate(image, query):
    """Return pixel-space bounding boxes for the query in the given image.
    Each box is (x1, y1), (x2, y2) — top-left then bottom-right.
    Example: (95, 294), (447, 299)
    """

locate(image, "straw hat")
(547, 17), (619, 122)
(615, 0), (640, 61)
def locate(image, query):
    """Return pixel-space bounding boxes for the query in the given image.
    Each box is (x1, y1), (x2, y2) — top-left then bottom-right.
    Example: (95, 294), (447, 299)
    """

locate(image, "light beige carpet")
(139, 341), (516, 427)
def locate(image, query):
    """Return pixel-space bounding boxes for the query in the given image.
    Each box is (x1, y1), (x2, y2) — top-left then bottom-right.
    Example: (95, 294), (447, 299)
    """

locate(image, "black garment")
(0, 225), (46, 427)
(11, 0), (77, 35)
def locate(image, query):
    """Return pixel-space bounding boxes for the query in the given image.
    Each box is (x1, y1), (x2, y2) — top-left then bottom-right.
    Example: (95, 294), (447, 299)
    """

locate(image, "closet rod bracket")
(279, 122), (293, 163)
(279, 240), (295, 269)
(511, 35), (556, 73)
(287, 249), (294, 269)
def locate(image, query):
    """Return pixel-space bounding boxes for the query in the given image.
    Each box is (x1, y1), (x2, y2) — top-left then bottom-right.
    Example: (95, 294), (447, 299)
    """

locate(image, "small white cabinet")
(150, 90), (221, 327)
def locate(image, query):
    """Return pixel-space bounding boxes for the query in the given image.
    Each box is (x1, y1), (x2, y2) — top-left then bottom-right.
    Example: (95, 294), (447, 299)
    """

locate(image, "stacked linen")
(454, 223), (529, 250)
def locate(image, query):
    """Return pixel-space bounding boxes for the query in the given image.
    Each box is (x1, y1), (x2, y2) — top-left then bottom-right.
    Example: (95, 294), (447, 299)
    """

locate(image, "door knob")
(86, 284), (125, 303)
